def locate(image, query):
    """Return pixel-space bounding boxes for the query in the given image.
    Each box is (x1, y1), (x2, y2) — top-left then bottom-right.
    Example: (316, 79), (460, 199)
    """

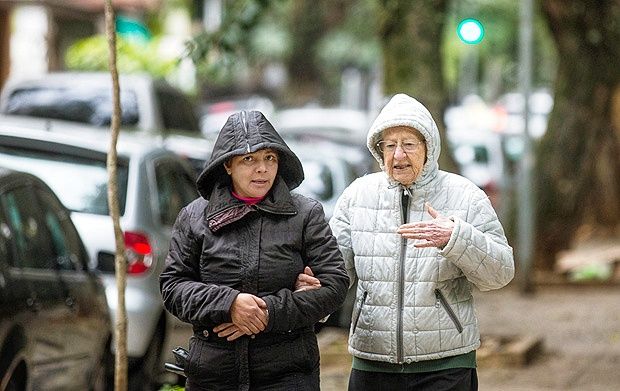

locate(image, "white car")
(289, 141), (358, 221)
(0, 118), (198, 389)
(274, 107), (378, 177)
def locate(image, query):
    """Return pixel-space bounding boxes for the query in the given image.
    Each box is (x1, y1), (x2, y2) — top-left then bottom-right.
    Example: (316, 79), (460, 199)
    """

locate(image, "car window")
(0, 206), (10, 265)
(296, 160), (334, 202)
(0, 147), (129, 215)
(154, 160), (197, 226)
(5, 86), (140, 127)
(156, 86), (200, 133)
(1, 185), (56, 269)
(36, 188), (88, 271)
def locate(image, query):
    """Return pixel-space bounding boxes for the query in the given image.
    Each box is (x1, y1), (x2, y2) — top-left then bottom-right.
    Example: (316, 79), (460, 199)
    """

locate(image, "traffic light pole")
(517, 0), (535, 294)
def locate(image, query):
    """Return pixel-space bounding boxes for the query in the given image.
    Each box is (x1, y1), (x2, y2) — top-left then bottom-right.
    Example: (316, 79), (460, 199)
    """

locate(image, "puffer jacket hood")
(367, 94), (441, 186)
(196, 110), (304, 199)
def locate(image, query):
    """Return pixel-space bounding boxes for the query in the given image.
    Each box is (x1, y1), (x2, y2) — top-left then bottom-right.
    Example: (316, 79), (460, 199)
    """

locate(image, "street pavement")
(318, 283), (620, 391)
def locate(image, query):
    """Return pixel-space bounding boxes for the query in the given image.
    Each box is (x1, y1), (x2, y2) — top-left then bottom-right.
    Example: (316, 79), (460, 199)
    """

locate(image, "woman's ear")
(223, 161), (232, 175)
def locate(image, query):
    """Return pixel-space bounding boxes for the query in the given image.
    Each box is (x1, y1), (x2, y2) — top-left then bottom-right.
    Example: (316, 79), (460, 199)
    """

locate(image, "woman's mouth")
(393, 163), (411, 170)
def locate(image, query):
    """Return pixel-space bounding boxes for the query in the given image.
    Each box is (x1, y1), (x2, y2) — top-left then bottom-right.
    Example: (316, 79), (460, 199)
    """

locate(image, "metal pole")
(517, 0), (534, 293)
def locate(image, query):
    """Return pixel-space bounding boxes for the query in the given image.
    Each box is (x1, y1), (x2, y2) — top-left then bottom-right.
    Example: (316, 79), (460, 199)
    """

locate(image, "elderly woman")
(329, 94), (515, 390)
(160, 110), (349, 390)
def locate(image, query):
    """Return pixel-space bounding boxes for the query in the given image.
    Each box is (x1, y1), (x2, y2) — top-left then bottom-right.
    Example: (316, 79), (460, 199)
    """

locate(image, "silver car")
(0, 118), (198, 389)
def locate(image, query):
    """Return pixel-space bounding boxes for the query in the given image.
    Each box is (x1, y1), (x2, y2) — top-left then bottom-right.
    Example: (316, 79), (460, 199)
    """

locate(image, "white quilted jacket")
(329, 94), (514, 364)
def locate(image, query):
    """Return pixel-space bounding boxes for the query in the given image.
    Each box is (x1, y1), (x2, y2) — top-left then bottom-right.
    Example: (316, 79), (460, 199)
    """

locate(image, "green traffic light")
(457, 18), (484, 44)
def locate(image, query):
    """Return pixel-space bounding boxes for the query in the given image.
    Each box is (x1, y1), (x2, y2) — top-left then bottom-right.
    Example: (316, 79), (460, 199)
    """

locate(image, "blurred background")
(0, 0), (618, 390)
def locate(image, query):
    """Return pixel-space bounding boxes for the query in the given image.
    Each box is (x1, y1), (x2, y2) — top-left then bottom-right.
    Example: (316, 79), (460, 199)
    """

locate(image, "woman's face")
(380, 126), (427, 187)
(224, 148), (279, 198)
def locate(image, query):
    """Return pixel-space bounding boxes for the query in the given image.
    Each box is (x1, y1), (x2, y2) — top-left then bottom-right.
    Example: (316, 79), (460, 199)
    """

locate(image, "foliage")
(443, 0), (556, 100)
(315, 0), (379, 71)
(186, 0), (556, 103)
(65, 34), (178, 78)
(188, 0), (278, 84)
(159, 385), (185, 391)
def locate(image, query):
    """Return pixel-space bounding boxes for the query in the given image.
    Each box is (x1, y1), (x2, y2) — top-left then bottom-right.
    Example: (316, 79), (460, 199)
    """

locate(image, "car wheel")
(129, 326), (164, 391)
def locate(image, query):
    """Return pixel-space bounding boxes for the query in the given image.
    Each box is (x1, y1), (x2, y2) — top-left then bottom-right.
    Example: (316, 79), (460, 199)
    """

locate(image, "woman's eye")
(243, 156), (254, 162)
(266, 155), (277, 161)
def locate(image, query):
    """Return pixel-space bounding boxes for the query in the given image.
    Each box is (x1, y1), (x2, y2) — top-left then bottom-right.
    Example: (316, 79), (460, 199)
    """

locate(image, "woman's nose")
(394, 144), (407, 159)
(256, 161), (268, 172)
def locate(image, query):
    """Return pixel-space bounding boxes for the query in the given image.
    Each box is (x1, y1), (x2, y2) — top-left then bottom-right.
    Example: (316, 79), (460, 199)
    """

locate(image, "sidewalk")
(318, 283), (620, 390)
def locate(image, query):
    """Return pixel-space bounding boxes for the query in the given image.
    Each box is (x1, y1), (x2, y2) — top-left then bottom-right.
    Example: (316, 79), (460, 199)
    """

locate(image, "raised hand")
(397, 202), (455, 248)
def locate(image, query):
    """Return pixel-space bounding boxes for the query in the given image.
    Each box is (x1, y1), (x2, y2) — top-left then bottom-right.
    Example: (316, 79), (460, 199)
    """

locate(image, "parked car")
(159, 133), (213, 176)
(289, 141), (358, 221)
(0, 167), (113, 390)
(447, 129), (505, 209)
(199, 95), (275, 139)
(0, 71), (202, 136)
(273, 107), (378, 176)
(0, 119), (199, 389)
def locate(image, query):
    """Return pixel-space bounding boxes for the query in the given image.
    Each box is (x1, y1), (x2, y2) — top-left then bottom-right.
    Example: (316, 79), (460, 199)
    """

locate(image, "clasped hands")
(214, 266), (321, 341)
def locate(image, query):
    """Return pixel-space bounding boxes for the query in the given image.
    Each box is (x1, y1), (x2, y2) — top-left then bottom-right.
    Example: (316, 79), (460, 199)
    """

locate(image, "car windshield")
(0, 147), (128, 215)
(5, 86), (139, 127)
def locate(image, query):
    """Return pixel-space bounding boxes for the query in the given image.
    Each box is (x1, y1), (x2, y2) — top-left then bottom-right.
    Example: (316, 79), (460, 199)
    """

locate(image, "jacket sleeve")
(160, 206), (239, 326)
(440, 189), (515, 291)
(329, 183), (357, 288)
(261, 201), (350, 333)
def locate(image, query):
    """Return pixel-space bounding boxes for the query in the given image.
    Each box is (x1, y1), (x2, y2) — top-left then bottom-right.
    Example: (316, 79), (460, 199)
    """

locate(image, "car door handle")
(26, 296), (41, 312)
(65, 296), (76, 309)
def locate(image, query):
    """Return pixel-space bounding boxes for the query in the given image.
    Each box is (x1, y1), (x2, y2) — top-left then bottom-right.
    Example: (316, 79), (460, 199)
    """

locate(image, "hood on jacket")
(196, 110), (304, 199)
(366, 94), (441, 186)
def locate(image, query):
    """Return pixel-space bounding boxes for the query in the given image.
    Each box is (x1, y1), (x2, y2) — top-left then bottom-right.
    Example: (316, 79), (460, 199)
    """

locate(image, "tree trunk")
(377, 0), (457, 172)
(536, 0), (620, 269)
(285, 0), (326, 105)
(104, 1), (129, 389)
(0, 8), (9, 91)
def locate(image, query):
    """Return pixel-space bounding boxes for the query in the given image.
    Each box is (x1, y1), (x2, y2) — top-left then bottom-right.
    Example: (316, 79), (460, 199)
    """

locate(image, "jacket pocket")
(434, 289), (464, 333)
(351, 290), (368, 334)
(186, 335), (236, 382)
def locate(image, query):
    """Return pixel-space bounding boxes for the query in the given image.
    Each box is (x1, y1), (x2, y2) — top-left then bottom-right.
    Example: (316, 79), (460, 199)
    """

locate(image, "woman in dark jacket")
(160, 110), (350, 391)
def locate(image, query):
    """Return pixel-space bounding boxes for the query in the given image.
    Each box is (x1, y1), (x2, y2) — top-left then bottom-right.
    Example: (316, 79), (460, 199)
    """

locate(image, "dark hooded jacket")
(160, 111), (349, 390)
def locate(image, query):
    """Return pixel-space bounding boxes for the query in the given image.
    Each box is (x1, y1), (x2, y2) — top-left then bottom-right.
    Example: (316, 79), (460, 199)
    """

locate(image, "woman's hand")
(229, 293), (269, 335)
(294, 266), (321, 292)
(397, 202), (455, 248)
(213, 323), (245, 341)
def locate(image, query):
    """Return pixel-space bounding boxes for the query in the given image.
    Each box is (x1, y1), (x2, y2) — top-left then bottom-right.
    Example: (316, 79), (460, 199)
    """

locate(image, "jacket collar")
(205, 176), (297, 232)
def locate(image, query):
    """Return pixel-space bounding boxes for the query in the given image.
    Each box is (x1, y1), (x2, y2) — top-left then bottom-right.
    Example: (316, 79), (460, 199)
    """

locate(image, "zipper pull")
(240, 110), (251, 152)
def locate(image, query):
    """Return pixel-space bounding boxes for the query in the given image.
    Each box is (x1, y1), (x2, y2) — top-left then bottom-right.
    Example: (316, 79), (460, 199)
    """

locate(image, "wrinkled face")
(379, 126), (427, 187)
(224, 148), (279, 198)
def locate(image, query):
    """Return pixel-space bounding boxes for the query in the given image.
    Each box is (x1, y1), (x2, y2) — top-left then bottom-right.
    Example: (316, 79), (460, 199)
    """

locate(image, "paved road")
(318, 283), (620, 391)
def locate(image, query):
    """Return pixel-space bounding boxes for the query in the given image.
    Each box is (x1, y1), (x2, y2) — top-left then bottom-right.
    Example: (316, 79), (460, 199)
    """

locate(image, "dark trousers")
(348, 368), (478, 391)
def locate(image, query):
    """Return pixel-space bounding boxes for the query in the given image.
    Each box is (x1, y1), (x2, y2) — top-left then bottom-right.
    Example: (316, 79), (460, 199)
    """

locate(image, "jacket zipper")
(396, 189), (409, 363)
(241, 110), (251, 153)
(434, 289), (464, 333)
(351, 290), (367, 334)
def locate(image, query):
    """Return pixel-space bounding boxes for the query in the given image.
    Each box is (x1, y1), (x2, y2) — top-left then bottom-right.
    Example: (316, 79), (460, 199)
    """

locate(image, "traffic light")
(457, 18), (484, 44)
